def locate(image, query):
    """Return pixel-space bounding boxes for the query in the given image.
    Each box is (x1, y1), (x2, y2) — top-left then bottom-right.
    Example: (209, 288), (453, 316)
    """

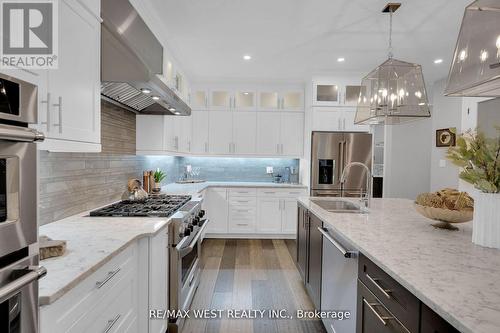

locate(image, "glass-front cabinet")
(312, 81), (362, 107)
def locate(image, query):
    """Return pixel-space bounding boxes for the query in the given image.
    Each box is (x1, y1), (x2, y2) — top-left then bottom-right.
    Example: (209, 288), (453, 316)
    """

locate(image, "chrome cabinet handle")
(343, 118), (346, 130)
(40, 93), (51, 132)
(53, 96), (62, 133)
(205, 142), (208, 153)
(0, 266), (46, 304)
(96, 268), (121, 289)
(236, 223), (249, 226)
(365, 273), (392, 299)
(362, 299), (394, 326)
(188, 141), (191, 152)
(103, 314), (121, 333)
(317, 227), (356, 258)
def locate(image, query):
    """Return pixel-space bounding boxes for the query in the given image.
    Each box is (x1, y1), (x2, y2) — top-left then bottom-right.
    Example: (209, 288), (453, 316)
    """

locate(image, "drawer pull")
(103, 314), (121, 333)
(363, 299), (394, 326)
(366, 273), (392, 299)
(236, 200), (250, 203)
(96, 268), (121, 289)
(236, 223), (249, 226)
(263, 191), (276, 194)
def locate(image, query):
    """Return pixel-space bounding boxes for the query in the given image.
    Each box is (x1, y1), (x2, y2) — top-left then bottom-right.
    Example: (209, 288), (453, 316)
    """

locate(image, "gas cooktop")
(89, 194), (192, 217)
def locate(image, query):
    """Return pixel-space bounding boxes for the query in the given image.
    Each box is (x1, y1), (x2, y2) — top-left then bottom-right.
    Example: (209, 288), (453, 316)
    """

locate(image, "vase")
(472, 192), (500, 249)
(152, 182), (161, 193)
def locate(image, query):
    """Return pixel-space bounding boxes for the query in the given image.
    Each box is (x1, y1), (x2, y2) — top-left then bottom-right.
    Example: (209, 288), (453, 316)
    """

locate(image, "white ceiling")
(148, 0), (470, 84)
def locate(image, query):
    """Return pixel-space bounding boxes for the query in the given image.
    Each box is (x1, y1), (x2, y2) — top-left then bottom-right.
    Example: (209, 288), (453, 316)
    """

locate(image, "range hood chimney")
(445, 0), (500, 97)
(100, 0), (191, 115)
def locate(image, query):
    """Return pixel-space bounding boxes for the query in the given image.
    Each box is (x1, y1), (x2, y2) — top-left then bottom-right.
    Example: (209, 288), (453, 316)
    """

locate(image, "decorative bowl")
(414, 204), (473, 230)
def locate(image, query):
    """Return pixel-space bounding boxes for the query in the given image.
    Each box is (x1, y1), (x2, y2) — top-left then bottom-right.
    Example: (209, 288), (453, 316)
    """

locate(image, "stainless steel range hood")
(101, 0), (191, 115)
(445, 0), (500, 97)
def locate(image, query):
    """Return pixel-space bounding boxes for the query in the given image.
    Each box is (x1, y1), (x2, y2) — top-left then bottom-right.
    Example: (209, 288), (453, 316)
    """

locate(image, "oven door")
(0, 74), (37, 124)
(0, 255), (46, 333)
(0, 135), (37, 258)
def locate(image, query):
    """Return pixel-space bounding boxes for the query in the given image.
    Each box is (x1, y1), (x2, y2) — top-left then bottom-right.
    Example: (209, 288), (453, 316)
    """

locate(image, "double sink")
(311, 199), (368, 214)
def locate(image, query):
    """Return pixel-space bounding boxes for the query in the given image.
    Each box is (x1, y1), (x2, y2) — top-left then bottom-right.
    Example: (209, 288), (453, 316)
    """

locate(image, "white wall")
(429, 78), (462, 192)
(383, 119), (432, 199)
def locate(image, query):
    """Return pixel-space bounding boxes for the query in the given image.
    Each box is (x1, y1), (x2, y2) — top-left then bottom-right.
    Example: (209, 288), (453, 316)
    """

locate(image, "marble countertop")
(298, 196), (500, 333)
(38, 210), (170, 306)
(163, 181), (307, 196)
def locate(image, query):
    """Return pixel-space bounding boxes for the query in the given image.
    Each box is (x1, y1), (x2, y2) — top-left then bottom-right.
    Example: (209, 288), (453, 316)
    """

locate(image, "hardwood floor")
(182, 239), (327, 333)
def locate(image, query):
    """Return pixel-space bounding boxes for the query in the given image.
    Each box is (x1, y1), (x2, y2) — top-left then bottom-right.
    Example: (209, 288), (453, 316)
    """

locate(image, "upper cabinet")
(31, 0), (101, 152)
(258, 89), (303, 111)
(312, 81), (362, 107)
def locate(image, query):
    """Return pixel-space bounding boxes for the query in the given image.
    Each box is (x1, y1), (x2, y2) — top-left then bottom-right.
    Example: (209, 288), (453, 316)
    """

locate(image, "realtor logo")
(0, 0), (58, 69)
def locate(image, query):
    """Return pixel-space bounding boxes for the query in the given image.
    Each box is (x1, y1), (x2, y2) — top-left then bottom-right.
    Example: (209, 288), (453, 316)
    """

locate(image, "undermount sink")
(311, 199), (367, 214)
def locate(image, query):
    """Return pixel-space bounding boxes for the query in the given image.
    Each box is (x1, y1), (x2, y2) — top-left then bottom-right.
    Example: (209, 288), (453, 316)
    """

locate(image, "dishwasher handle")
(318, 227), (357, 258)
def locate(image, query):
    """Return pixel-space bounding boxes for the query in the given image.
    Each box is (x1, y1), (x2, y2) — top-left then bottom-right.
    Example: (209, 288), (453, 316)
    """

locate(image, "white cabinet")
(178, 116), (192, 153)
(191, 89), (209, 110)
(282, 199), (298, 234)
(258, 89), (304, 111)
(257, 198), (282, 233)
(256, 113), (282, 154)
(37, 0), (101, 152)
(210, 90), (233, 110)
(191, 111), (209, 153)
(313, 81), (361, 107)
(208, 111), (234, 154)
(312, 107), (369, 132)
(148, 232), (168, 333)
(136, 115), (164, 152)
(205, 188), (228, 234)
(257, 112), (304, 156)
(234, 91), (256, 110)
(232, 112), (257, 154)
(163, 116), (180, 152)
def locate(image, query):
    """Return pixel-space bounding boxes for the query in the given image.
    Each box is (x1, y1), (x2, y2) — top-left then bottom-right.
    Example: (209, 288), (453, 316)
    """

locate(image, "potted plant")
(153, 168), (166, 192)
(447, 129), (500, 248)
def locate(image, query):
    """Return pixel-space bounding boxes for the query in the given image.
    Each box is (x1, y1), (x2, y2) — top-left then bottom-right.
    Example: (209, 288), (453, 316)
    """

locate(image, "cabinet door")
(343, 85), (362, 106)
(306, 214), (322, 310)
(48, 0), (100, 143)
(233, 112), (256, 154)
(282, 199), (298, 234)
(178, 116), (192, 153)
(343, 109), (369, 132)
(149, 232), (168, 333)
(420, 303), (459, 333)
(191, 111), (209, 153)
(297, 206), (308, 282)
(280, 113), (304, 156)
(191, 90), (209, 110)
(313, 83), (340, 106)
(136, 115), (164, 151)
(258, 91), (280, 111)
(234, 91), (256, 110)
(205, 189), (228, 234)
(210, 90), (232, 110)
(208, 111), (233, 154)
(257, 198), (282, 233)
(312, 107), (343, 131)
(163, 116), (180, 152)
(256, 112), (281, 155)
(281, 90), (304, 111)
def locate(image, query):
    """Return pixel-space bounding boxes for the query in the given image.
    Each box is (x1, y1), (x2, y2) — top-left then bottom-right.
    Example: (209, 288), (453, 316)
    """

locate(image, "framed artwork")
(436, 128), (456, 147)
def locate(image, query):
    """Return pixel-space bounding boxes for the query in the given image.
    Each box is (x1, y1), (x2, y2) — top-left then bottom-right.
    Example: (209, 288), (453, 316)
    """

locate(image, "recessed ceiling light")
(337, 57), (345, 62)
(243, 55), (252, 61)
(152, 96), (160, 101)
(433, 58), (443, 64)
(141, 88), (151, 94)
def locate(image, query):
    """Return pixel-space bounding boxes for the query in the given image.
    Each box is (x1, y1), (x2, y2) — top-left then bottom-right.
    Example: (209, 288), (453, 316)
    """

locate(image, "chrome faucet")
(340, 162), (372, 208)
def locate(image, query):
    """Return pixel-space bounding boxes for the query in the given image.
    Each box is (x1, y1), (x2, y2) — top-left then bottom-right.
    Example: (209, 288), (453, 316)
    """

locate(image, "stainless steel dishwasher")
(318, 226), (358, 333)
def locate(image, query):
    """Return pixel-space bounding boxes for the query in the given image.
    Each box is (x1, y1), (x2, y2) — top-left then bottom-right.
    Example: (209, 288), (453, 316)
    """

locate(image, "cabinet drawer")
(228, 188), (257, 197)
(228, 217), (255, 233)
(257, 188), (306, 197)
(228, 197), (257, 206)
(40, 244), (137, 333)
(358, 254), (419, 333)
(357, 280), (411, 333)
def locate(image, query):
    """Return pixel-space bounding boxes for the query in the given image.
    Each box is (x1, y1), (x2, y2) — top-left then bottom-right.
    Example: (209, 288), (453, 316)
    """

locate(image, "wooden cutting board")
(40, 235), (66, 260)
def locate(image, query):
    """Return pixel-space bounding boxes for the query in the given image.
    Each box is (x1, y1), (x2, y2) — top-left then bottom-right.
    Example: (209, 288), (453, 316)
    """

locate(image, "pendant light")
(354, 3), (431, 125)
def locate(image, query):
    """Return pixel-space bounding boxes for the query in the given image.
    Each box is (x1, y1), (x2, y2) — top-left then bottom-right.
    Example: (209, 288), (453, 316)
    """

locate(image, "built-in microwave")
(0, 74), (37, 124)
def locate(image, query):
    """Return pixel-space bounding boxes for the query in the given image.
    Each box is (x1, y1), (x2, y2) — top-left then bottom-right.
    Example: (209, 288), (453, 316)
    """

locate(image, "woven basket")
(414, 204), (473, 225)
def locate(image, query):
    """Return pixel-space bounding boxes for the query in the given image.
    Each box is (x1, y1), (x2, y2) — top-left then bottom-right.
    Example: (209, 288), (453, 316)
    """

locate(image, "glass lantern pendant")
(354, 3), (431, 125)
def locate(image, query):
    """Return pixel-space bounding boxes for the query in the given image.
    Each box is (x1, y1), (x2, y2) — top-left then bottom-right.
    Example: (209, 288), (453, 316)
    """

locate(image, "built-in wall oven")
(168, 200), (208, 333)
(0, 73), (46, 333)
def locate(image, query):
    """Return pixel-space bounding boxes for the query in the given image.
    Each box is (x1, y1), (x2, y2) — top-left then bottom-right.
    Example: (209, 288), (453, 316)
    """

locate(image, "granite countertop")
(38, 210), (170, 306)
(298, 196), (500, 333)
(163, 181), (307, 196)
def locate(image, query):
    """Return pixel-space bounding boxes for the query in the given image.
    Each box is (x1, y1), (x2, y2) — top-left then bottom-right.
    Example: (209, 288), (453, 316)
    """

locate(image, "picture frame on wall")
(436, 128), (456, 147)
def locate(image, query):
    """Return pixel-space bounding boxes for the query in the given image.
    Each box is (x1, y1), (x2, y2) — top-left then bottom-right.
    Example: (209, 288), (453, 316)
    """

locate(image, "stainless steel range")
(89, 193), (208, 333)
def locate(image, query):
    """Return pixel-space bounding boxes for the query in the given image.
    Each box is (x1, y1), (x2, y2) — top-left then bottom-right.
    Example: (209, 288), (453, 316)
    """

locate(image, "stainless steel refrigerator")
(311, 131), (372, 197)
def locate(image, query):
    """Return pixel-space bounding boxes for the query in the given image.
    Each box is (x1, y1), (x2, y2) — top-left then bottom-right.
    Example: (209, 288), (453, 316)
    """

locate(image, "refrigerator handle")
(338, 141), (344, 188)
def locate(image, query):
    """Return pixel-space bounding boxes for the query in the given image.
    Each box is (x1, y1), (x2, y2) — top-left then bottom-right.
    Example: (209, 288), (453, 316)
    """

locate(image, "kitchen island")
(298, 197), (500, 333)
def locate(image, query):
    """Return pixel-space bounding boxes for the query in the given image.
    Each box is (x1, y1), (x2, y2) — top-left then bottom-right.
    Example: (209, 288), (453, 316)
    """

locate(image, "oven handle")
(0, 124), (45, 142)
(176, 219), (209, 257)
(0, 266), (47, 303)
